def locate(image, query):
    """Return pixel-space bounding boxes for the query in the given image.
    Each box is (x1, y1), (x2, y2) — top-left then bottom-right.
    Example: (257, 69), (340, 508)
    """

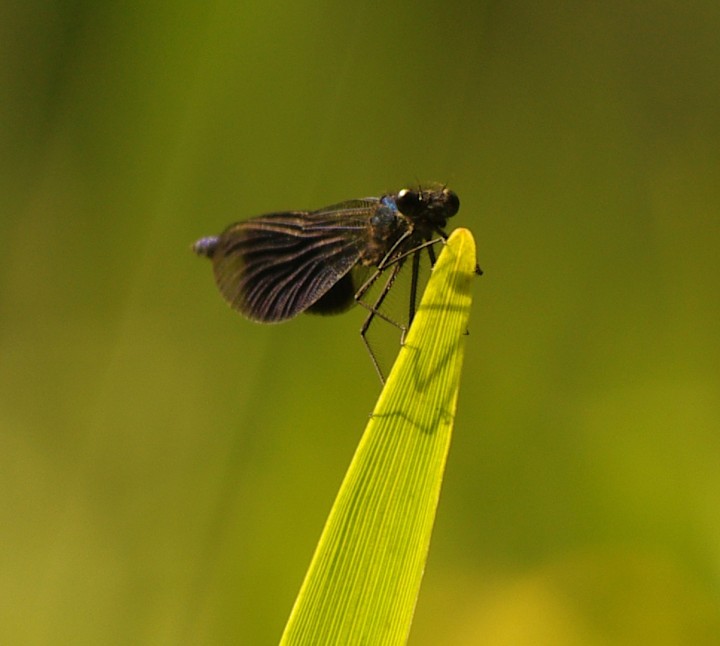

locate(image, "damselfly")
(193, 185), (478, 382)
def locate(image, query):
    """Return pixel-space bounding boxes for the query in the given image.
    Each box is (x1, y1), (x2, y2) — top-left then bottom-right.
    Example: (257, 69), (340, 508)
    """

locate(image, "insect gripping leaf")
(193, 185), (468, 381)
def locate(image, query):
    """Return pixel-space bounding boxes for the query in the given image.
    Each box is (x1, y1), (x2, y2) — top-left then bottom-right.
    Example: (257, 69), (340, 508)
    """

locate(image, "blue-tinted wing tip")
(192, 235), (219, 258)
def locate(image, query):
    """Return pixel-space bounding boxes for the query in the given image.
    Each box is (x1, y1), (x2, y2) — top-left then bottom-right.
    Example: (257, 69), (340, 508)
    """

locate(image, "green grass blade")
(280, 228), (478, 645)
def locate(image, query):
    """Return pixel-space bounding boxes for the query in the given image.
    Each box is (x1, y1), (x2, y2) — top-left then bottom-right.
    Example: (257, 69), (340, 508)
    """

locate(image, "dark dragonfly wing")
(207, 199), (380, 322)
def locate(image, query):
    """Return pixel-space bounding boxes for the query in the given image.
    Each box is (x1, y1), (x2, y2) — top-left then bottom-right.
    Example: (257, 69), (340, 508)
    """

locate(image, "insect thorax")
(359, 203), (409, 267)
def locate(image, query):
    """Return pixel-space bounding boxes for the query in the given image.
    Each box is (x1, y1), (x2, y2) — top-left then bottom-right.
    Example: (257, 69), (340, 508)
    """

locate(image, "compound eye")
(443, 189), (460, 216)
(396, 188), (421, 214)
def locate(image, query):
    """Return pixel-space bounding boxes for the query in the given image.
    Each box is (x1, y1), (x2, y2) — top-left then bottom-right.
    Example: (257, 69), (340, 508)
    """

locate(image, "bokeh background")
(3, 2), (719, 644)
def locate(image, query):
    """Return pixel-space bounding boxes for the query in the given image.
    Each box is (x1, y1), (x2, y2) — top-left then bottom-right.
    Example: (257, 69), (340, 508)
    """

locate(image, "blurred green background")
(2, 2), (719, 644)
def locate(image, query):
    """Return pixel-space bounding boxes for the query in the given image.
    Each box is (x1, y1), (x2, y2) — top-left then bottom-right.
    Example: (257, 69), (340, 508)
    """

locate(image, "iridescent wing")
(205, 199), (379, 322)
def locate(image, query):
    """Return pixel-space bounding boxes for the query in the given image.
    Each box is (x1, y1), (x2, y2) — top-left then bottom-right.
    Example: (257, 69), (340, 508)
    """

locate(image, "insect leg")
(379, 235), (445, 269)
(354, 262), (405, 330)
(357, 262), (404, 384)
(406, 250), (421, 342)
(426, 244), (437, 268)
